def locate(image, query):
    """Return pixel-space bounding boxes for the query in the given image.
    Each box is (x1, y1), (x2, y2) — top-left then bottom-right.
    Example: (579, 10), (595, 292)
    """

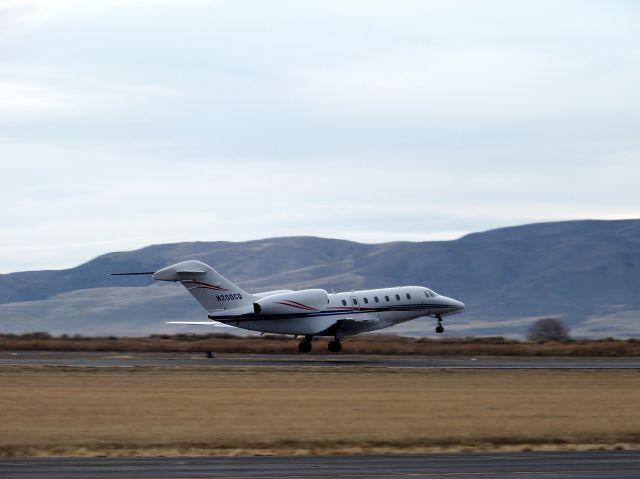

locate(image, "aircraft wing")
(167, 321), (234, 328)
(316, 317), (379, 336)
(338, 318), (379, 328)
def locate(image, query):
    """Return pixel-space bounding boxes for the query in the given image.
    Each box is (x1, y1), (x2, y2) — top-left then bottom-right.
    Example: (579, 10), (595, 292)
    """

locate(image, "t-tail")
(152, 260), (252, 312)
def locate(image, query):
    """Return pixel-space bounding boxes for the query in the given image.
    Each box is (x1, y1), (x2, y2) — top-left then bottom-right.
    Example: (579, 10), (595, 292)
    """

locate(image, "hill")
(0, 219), (639, 337)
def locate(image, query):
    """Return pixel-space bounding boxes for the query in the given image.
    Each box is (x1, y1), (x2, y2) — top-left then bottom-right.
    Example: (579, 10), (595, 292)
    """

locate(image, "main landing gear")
(328, 339), (342, 353)
(435, 314), (445, 334)
(297, 335), (343, 353)
(298, 335), (313, 353)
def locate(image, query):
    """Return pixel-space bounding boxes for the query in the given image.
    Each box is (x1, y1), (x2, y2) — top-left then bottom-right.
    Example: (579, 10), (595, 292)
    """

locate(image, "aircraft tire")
(328, 340), (342, 353)
(435, 325), (444, 334)
(298, 340), (312, 353)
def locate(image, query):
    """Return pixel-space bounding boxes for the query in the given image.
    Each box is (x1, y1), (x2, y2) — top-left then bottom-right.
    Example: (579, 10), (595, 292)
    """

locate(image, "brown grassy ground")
(2, 333), (640, 356)
(1, 366), (639, 457)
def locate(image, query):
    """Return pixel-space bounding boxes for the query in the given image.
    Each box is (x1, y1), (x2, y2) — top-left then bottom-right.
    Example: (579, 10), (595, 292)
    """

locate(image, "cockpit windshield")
(424, 289), (438, 298)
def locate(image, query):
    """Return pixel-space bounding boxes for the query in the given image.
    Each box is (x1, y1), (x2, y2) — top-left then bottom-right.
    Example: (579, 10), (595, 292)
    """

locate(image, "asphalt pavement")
(2, 451), (640, 479)
(1, 351), (640, 368)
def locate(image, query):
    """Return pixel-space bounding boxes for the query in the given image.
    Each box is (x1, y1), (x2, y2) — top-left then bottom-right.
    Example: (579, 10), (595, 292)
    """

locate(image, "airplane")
(113, 259), (464, 353)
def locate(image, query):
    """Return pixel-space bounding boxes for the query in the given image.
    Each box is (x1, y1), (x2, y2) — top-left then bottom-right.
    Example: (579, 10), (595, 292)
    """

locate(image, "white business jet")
(114, 260), (464, 353)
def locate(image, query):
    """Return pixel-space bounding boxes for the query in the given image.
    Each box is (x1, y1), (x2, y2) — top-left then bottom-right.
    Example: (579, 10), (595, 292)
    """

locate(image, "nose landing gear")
(435, 314), (445, 334)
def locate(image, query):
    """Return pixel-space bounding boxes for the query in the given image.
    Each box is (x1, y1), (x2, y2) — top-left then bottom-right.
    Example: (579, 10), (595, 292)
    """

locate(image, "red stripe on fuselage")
(283, 300), (317, 310)
(275, 301), (316, 311)
(185, 280), (229, 292)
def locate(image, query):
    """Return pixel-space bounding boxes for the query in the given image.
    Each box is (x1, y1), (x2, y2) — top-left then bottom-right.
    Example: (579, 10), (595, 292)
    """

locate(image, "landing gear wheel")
(435, 324), (444, 334)
(298, 341), (312, 353)
(328, 340), (342, 353)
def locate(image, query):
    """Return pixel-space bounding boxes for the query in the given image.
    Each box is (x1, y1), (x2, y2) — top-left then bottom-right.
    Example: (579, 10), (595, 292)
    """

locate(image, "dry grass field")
(1, 366), (639, 457)
(2, 333), (640, 356)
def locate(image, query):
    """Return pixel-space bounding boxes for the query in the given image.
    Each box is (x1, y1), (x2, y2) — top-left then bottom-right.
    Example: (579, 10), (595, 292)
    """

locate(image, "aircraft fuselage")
(209, 286), (464, 337)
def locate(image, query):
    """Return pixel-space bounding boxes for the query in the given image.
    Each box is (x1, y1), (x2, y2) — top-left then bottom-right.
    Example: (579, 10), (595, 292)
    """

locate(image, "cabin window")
(395, 294), (400, 301)
(374, 296), (379, 303)
(363, 297), (369, 304)
(406, 293), (411, 300)
(385, 295), (390, 302)
(341, 299), (347, 306)
(352, 298), (358, 305)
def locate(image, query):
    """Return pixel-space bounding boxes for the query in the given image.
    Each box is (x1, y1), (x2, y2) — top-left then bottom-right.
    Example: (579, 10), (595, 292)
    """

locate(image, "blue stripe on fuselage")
(210, 303), (451, 322)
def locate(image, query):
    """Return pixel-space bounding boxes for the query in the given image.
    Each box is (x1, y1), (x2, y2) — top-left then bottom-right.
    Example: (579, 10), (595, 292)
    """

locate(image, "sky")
(1, 0), (639, 273)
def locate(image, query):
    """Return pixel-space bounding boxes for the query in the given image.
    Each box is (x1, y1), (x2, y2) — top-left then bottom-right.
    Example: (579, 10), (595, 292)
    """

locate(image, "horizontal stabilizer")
(167, 321), (234, 328)
(111, 272), (155, 276)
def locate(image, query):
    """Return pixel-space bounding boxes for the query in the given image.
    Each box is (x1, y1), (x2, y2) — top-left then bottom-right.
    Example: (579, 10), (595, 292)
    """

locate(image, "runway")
(2, 451), (640, 478)
(1, 351), (640, 368)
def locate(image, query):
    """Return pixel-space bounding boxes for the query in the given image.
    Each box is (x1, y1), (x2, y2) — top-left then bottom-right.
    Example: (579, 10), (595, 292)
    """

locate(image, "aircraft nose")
(451, 299), (465, 311)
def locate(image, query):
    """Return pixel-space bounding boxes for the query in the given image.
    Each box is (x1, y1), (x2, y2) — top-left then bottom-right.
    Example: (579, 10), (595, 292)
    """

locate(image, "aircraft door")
(350, 296), (360, 311)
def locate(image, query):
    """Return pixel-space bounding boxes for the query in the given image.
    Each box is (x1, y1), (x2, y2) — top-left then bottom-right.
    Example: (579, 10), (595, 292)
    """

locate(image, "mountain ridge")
(1, 219), (639, 337)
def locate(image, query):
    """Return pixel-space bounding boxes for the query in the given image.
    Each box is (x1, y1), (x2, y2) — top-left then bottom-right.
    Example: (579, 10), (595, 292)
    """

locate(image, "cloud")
(0, 81), (75, 113)
(0, 1), (639, 272)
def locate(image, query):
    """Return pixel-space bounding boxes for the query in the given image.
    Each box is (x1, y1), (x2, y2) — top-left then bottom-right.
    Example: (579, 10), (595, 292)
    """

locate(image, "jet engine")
(253, 289), (329, 315)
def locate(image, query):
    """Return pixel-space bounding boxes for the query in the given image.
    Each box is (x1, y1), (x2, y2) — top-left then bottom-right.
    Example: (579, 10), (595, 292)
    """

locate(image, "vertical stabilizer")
(153, 260), (252, 312)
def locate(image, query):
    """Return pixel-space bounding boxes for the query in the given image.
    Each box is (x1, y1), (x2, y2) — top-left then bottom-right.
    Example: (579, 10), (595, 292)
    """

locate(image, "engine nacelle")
(253, 289), (329, 315)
